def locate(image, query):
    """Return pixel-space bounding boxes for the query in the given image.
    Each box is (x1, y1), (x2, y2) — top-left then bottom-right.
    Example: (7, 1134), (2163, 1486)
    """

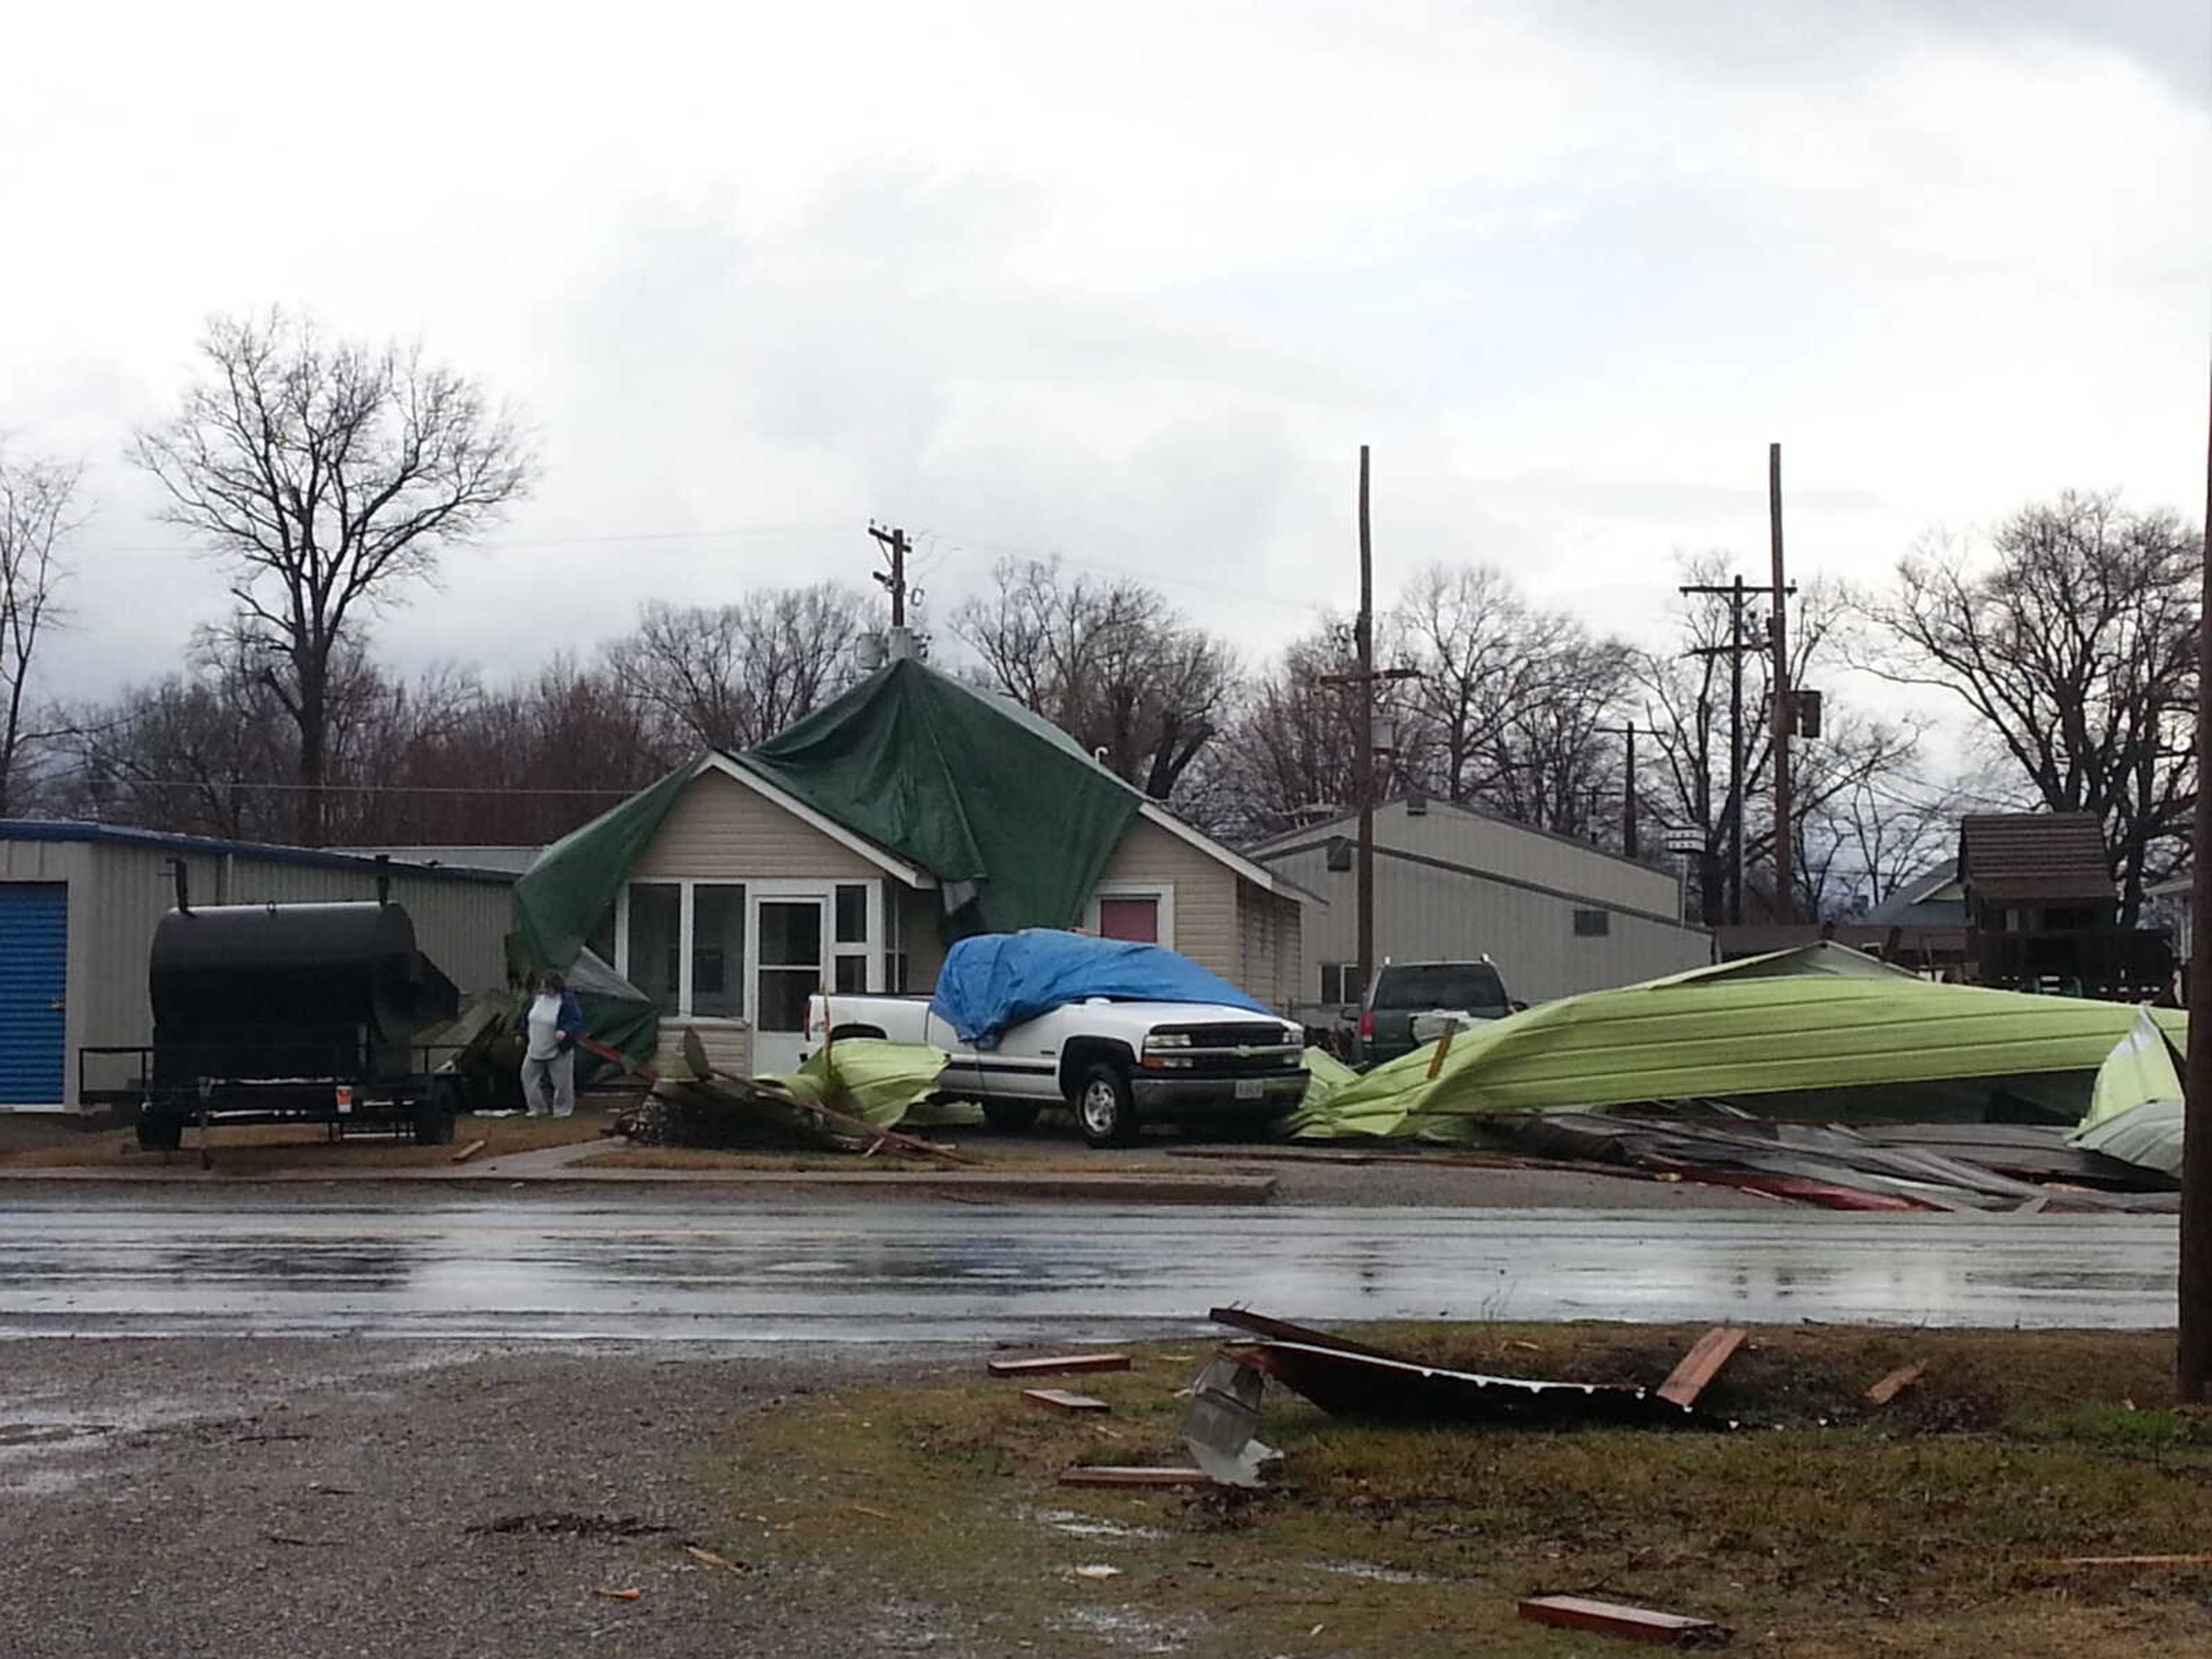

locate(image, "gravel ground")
(0, 1338), (962, 1659)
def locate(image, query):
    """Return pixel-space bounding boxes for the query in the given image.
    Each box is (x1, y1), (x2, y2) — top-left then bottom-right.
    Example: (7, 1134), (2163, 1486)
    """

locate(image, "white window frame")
(614, 877), (887, 1020)
(1085, 881), (1175, 949)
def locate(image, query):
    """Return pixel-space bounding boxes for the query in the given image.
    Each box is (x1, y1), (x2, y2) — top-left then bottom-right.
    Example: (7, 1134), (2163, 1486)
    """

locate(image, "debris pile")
(616, 1029), (970, 1164)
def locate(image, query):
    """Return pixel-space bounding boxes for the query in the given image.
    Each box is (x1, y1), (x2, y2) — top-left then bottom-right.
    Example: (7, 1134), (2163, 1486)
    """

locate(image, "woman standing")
(514, 971), (585, 1118)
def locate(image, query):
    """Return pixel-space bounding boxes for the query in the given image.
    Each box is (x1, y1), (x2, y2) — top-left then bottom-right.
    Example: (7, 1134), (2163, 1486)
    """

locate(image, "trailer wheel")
(136, 1109), (183, 1152)
(1070, 1061), (1139, 1149)
(411, 1098), (457, 1146)
(981, 1099), (1041, 1134)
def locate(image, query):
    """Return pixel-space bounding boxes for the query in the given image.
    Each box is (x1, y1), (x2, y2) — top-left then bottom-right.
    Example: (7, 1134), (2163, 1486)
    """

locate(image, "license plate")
(1234, 1078), (1264, 1100)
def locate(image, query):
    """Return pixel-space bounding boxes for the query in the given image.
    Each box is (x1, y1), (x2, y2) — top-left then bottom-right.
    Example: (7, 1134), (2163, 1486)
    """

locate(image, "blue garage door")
(0, 884), (67, 1105)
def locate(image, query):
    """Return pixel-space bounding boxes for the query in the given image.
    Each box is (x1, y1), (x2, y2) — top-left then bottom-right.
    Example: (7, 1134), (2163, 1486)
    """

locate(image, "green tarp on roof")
(1289, 945), (2188, 1141)
(739, 658), (1144, 935)
(510, 659), (1148, 974)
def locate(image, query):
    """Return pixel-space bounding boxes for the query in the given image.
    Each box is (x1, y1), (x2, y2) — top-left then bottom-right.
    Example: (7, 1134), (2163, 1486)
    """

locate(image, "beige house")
(578, 755), (1306, 1075)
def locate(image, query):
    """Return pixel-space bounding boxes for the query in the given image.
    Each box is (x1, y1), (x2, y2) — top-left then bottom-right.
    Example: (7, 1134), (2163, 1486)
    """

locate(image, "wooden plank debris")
(449, 1138), (487, 1164)
(1862, 1362), (1927, 1406)
(1657, 1326), (1748, 1409)
(593, 1588), (643, 1601)
(683, 1545), (748, 1573)
(1059, 1465), (1216, 1489)
(1022, 1387), (1111, 1415)
(986, 1353), (1132, 1378)
(1517, 1594), (1730, 1647)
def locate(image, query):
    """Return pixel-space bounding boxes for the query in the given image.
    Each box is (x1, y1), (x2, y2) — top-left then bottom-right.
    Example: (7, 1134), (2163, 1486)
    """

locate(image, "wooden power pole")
(1317, 446), (1418, 1004)
(1768, 442), (1793, 924)
(868, 522), (910, 627)
(2182, 365), (2212, 1401)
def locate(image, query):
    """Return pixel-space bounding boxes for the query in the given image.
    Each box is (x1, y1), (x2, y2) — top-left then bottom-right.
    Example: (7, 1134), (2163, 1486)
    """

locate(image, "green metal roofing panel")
(1289, 946), (2187, 1141)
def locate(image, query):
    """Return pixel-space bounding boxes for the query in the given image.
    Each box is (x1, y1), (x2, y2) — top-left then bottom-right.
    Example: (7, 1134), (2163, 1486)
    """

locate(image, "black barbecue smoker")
(84, 867), (467, 1149)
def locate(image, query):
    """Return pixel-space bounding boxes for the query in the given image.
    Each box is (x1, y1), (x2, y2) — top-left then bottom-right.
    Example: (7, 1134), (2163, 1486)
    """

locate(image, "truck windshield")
(1372, 963), (1507, 1013)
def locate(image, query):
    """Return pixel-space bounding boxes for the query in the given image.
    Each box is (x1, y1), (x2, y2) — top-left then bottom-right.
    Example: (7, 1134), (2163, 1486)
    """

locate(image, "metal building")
(1250, 796), (1712, 1024)
(0, 823), (516, 1112)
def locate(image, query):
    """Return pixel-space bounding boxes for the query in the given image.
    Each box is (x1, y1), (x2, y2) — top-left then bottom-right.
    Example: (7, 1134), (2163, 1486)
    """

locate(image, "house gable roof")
(1957, 813), (2113, 903)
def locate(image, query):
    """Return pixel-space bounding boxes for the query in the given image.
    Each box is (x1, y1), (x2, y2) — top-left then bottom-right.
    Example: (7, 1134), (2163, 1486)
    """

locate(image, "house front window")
(625, 882), (681, 1009)
(615, 878), (888, 1029)
(1086, 883), (1175, 948)
(691, 884), (746, 1018)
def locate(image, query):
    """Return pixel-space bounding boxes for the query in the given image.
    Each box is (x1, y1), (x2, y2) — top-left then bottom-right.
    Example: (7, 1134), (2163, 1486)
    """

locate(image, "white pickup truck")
(801, 992), (1309, 1146)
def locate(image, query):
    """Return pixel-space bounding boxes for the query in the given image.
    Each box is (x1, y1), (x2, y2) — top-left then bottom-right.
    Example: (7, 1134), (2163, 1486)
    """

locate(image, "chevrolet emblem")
(1234, 1045), (1253, 1058)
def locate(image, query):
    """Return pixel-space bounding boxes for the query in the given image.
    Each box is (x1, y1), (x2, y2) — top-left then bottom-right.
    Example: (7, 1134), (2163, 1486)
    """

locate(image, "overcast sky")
(2, 0), (2206, 711)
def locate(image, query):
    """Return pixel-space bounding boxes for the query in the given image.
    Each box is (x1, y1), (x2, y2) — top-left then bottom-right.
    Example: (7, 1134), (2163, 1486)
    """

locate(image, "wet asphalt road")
(0, 1194), (2181, 1338)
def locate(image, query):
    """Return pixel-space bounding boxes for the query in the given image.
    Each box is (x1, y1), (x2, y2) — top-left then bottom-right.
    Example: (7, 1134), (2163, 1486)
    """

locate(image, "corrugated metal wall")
(1, 837), (514, 1108)
(1264, 839), (1710, 1017)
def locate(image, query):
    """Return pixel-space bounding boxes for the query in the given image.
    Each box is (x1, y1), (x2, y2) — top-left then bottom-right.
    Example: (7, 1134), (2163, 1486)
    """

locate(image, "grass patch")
(715, 1325), (2212, 1657)
(0, 1109), (616, 1170)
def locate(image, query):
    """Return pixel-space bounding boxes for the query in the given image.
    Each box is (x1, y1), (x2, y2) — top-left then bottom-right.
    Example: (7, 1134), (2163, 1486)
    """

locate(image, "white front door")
(752, 895), (826, 1075)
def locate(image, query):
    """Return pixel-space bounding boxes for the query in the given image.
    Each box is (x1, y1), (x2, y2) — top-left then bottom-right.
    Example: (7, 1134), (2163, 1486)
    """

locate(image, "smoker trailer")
(82, 895), (467, 1149)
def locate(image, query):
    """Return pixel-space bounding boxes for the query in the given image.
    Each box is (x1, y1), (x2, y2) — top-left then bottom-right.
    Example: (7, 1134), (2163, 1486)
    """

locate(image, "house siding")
(1267, 839), (1708, 1016)
(631, 771), (882, 880)
(1235, 877), (1301, 1011)
(1098, 815), (1240, 985)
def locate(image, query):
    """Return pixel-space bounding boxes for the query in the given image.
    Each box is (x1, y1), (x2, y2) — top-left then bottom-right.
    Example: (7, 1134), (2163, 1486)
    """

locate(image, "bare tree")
(1855, 491), (2201, 922)
(605, 586), (865, 753)
(953, 557), (1238, 801)
(131, 309), (535, 843)
(0, 443), (82, 814)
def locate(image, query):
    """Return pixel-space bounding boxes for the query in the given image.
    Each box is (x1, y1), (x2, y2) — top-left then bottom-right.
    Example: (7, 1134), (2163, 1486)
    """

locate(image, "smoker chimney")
(169, 857), (191, 916)
(374, 853), (392, 907)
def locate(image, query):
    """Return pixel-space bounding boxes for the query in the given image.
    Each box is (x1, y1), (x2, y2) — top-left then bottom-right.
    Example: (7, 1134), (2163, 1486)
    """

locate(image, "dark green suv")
(1355, 960), (1513, 1066)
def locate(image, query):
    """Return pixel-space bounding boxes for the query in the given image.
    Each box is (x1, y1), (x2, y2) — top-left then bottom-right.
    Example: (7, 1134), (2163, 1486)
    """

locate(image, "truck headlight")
(1145, 1033), (1191, 1049)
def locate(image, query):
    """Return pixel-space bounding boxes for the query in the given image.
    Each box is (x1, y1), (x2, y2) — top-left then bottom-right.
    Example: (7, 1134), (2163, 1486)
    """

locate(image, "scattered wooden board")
(1059, 1465), (1216, 1489)
(1022, 1387), (1111, 1415)
(1863, 1362), (1927, 1407)
(986, 1353), (1131, 1378)
(1657, 1325), (1747, 1410)
(449, 1138), (487, 1164)
(1517, 1594), (1730, 1647)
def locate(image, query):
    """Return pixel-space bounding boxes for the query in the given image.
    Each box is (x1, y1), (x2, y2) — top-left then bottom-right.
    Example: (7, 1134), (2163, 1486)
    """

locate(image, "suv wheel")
(1070, 1061), (1139, 1148)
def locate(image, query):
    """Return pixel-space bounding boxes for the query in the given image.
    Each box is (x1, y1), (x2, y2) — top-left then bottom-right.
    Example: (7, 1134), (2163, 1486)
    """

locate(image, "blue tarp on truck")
(930, 930), (1270, 1048)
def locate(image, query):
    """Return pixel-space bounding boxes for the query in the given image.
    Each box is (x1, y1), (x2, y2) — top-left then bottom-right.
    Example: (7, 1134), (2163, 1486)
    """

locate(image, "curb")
(0, 1167), (1279, 1205)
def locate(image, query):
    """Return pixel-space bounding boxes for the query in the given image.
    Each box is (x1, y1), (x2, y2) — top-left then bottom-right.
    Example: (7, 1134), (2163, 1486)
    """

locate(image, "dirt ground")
(6, 1327), (2207, 1657)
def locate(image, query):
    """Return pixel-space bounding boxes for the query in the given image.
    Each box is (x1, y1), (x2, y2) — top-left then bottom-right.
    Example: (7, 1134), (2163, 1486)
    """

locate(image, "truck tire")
(1070, 1060), (1139, 1149)
(982, 1099), (1041, 1134)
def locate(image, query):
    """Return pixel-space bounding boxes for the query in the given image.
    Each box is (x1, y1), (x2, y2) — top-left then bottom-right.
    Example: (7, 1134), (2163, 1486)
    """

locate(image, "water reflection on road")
(0, 1199), (2178, 1342)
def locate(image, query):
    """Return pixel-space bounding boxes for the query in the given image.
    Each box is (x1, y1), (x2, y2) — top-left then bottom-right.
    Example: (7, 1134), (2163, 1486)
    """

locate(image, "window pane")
(757, 970), (815, 1033)
(692, 884), (745, 1018)
(833, 955), (867, 994)
(1372, 963), (1507, 1012)
(835, 884), (869, 945)
(625, 883), (681, 1011)
(1097, 896), (1158, 943)
(759, 900), (823, 968)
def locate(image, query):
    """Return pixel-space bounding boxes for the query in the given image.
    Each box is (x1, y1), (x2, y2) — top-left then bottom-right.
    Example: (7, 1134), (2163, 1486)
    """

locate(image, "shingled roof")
(1957, 813), (2113, 903)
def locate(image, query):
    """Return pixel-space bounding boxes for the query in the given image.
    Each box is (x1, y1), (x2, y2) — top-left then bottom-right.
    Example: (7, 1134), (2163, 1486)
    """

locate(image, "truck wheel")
(411, 1100), (457, 1146)
(982, 1099), (1041, 1134)
(1070, 1062), (1139, 1149)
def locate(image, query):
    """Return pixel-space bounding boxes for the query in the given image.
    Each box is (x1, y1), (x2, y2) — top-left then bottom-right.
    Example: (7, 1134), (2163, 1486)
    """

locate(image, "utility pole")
(2181, 363), (2212, 1400)
(1682, 573), (1791, 925)
(1608, 722), (1642, 860)
(1768, 442), (1793, 925)
(868, 522), (910, 627)
(1316, 446), (1418, 1003)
